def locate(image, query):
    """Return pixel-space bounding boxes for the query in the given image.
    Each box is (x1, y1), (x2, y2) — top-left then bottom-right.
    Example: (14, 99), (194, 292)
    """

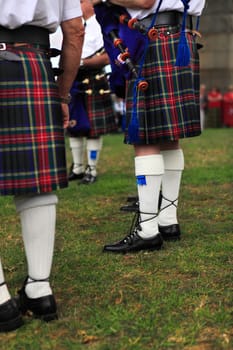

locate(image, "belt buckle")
(0, 43), (6, 50)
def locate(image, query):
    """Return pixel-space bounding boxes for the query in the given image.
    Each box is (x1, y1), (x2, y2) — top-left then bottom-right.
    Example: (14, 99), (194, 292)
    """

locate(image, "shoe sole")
(103, 243), (163, 254)
(68, 174), (84, 181)
(78, 180), (97, 185)
(34, 312), (58, 322)
(162, 236), (180, 241)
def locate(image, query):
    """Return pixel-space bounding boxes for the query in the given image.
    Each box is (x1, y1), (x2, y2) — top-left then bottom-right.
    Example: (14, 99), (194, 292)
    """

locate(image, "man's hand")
(61, 103), (70, 129)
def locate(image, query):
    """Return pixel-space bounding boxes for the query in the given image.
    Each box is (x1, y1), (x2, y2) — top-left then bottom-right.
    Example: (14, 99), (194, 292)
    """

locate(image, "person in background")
(206, 86), (223, 128)
(112, 95), (126, 132)
(222, 84), (233, 127)
(93, 0), (206, 253)
(68, 0), (117, 185)
(200, 83), (208, 130)
(0, 0), (84, 332)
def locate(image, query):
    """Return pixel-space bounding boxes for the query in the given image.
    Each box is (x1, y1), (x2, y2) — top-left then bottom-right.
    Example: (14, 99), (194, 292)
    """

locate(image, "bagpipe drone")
(93, 2), (158, 97)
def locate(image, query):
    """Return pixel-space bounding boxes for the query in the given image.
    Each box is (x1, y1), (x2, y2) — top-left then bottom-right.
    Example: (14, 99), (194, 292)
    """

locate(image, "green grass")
(0, 129), (233, 350)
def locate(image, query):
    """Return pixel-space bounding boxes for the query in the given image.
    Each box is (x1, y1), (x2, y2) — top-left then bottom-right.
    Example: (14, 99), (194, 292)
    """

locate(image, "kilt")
(69, 68), (117, 138)
(124, 28), (201, 144)
(0, 46), (68, 196)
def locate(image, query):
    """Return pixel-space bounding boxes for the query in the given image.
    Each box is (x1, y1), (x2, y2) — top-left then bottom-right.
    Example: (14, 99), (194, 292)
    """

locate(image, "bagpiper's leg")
(14, 193), (58, 321)
(103, 154), (164, 253)
(68, 137), (85, 180)
(79, 137), (103, 184)
(159, 149), (184, 240)
(135, 154), (164, 239)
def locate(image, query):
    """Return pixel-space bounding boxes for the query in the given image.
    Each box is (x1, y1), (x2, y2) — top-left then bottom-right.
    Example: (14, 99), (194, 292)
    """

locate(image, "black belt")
(140, 11), (193, 30)
(0, 25), (50, 46)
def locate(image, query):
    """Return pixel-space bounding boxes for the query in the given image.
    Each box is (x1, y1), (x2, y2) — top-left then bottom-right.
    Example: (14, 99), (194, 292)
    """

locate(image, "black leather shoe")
(79, 173), (97, 185)
(103, 231), (163, 253)
(17, 282), (58, 322)
(68, 171), (84, 181)
(68, 163), (84, 181)
(0, 298), (23, 332)
(159, 224), (181, 241)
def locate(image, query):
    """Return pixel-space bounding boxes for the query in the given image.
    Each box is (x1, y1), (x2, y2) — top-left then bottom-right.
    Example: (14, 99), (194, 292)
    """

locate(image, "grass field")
(0, 128), (232, 350)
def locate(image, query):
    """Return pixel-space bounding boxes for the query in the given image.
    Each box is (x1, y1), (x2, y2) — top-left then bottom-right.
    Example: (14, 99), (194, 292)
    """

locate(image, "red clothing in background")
(207, 89), (222, 109)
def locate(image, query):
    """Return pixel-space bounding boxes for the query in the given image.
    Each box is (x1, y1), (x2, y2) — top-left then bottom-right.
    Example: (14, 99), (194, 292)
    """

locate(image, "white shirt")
(81, 15), (103, 59)
(0, 0), (82, 33)
(128, 0), (206, 20)
(50, 14), (103, 66)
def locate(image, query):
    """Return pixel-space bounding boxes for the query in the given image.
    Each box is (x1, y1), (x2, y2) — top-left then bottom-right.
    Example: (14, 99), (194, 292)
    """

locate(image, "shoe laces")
(126, 209), (158, 242)
(123, 229), (139, 244)
(159, 195), (178, 213)
(85, 165), (96, 174)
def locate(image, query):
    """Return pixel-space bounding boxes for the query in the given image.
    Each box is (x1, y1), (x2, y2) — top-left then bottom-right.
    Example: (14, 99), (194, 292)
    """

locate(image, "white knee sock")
(0, 258), (11, 304)
(14, 193), (58, 298)
(135, 154), (164, 238)
(159, 149), (184, 226)
(86, 137), (103, 177)
(69, 137), (85, 175)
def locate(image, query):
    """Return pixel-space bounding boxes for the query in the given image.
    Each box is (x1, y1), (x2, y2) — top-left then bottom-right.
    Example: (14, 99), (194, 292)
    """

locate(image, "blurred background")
(199, 1), (233, 92)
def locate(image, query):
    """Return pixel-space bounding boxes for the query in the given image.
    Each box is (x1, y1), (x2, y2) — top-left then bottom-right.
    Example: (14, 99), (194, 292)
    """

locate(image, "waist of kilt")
(140, 11), (193, 30)
(0, 25), (49, 46)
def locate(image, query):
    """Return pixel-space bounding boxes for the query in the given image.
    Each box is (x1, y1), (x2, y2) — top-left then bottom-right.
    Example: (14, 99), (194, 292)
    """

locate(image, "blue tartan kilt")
(124, 27), (201, 144)
(0, 46), (68, 195)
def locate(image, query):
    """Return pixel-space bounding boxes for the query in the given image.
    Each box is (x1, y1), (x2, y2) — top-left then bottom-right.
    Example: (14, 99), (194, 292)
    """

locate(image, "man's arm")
(57, 16), (85, 100)
(92, 0), (155, 9)
(81, 51), (110, 69)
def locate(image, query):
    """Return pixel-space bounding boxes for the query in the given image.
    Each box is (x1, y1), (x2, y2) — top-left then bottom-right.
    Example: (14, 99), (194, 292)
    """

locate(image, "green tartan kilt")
(124, 28), (201, 144)
(0, 46), (68, 196)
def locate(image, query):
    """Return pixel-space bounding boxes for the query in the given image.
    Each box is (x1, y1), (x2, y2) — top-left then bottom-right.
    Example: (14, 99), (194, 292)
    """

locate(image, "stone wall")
(199, 0), (233, 92)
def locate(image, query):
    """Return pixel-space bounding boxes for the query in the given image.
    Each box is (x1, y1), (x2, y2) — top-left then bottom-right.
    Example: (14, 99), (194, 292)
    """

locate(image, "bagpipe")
(67, 84), (90, 137)
(75, 72), (111, 95)
(67, 68), (110, 137)
(93, 2), (157, 97)
(94, 0), (200, 97)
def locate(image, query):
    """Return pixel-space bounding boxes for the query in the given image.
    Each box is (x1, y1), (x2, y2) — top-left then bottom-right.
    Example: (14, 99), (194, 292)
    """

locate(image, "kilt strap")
(0, 25), (49, 46)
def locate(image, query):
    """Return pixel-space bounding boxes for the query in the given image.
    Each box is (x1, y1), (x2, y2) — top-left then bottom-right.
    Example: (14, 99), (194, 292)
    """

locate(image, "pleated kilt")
(72, 68), (117, 137)
(0, 46), (68, 195)
(124, 27), (201, 144)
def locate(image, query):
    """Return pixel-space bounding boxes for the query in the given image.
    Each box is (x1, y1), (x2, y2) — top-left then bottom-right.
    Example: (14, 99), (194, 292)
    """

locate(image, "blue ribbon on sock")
(137, 175), (147, 186)
(90, 150), (97, 160)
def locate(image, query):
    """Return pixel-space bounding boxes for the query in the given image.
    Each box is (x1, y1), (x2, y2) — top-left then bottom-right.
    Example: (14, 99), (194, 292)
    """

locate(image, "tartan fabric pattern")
(74, 69), (117, 137)
(0, 47), (68, 195)
(124, 28), (201, 144)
